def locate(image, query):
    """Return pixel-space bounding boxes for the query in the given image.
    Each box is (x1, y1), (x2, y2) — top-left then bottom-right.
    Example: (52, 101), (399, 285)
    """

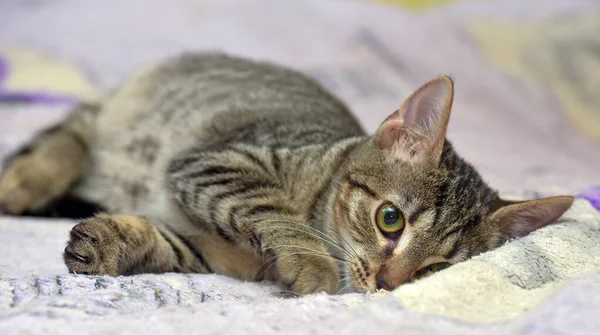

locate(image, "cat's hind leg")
(63, 214), (212, 276)
(0, 102), (98, 215)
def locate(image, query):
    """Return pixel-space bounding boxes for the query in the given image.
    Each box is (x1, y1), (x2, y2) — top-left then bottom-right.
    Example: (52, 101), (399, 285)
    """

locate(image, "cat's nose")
(375, 264), (416, 291)
(375, 271), (394, 291)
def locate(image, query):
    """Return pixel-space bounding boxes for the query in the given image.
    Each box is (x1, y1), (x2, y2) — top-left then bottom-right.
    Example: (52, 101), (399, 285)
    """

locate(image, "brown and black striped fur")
(0, 53), (573, 294)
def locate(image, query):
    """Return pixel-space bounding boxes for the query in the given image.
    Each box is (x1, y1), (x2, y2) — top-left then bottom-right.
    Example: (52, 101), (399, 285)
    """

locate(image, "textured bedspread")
(0, 200), (599, 335)
(1, 0), (600, 334)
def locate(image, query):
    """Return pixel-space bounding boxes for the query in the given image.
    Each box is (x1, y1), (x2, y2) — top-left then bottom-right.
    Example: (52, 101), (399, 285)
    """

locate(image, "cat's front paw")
(276, 251), (340, 295)
(63, 216), (121, 276)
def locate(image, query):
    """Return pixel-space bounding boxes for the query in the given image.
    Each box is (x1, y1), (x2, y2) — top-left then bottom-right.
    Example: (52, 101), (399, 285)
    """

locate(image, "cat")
(0, 53), (573, 295)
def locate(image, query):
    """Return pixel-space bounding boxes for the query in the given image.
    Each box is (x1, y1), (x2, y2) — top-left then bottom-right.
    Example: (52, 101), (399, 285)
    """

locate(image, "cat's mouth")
(346, 259), (453, 293)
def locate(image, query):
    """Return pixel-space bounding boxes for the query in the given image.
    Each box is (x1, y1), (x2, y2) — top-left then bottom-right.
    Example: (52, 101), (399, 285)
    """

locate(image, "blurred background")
(0, 0), (599, 195)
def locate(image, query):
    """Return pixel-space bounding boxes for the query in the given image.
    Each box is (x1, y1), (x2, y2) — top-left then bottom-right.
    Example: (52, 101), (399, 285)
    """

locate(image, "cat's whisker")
(335, 281), (355, 295)
(338, 274), (351, 286)
(265, 244), (347, 264)
(258, 246), (351, 294)
(260, 245), (345, 267)
(324, 225), (360, 261)
(254, 224), (344, 250)
(255, 219), (344, 250)
(259, 242), (348, 280)
(259, 251), (346, 278)
(253, 223), (353, 259)
(255, 219), (360, 259)
(330, 181), (362, 258)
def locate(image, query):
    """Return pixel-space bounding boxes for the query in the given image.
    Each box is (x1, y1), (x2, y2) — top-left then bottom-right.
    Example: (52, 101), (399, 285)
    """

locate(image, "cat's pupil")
(383, 209), (399, 225)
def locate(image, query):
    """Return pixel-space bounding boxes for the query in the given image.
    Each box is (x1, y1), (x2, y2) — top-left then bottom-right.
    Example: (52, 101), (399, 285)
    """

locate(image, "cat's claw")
(63, 217), (120, 276)
(64, 244), (90, 263)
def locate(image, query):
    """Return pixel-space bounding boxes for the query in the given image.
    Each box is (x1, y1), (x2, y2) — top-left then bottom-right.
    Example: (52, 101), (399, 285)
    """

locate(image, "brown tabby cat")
(0, 53), (573, 295)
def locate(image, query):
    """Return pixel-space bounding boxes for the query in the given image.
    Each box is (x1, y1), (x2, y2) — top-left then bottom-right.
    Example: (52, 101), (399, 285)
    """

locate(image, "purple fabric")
(577, 186), (600, 211)
(0, 91), (78, 104)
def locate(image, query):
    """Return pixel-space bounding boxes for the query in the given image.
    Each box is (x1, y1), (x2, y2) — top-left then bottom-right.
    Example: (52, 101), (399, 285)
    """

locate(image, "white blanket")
(0, 199), (599, 333)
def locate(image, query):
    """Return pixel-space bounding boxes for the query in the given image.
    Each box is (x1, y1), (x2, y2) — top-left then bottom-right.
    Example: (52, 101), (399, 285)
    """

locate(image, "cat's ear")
(491, 196), (574, 239)
(376, 76), (454, 167)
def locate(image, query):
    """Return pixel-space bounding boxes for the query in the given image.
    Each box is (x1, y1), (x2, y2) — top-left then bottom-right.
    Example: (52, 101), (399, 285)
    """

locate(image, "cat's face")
(331, 77), (573, 293)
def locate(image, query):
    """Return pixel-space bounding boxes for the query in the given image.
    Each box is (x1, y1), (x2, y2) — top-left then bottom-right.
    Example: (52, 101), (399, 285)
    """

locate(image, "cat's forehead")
(351, 145), (434, 177)
(345, 162), (441, 208)
(382, 159), (443, 191)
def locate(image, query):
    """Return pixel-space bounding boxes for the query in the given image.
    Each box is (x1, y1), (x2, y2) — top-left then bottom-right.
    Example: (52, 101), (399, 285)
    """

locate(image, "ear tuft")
(376, 76), (454, 166)
(493, 196), (574, 239)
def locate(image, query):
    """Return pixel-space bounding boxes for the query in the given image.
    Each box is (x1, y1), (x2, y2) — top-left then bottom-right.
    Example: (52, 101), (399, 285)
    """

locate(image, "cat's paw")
(0, 155), (65, 215)
(63, 216), (121, 276)
(276, 251), (340, 295)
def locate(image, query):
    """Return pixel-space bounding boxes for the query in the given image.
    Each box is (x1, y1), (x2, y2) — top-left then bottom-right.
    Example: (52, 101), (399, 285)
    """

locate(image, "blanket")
(1, 0), (600, 334)
(0, 200), (599, 333)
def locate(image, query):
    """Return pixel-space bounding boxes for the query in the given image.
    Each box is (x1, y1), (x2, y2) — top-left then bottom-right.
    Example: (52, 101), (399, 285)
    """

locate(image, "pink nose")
(375, 264), (418, 291)
(375, 271), (395, 291)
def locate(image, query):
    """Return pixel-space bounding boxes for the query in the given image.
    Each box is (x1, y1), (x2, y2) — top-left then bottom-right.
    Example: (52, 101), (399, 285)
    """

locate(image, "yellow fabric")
(468, 18), (600, 143)
(0, 47), (98, 100)
(374, 0), (463, 11)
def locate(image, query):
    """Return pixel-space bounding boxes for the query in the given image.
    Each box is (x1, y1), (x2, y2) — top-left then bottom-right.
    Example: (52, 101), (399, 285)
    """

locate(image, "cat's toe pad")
(63, 218), (119, 276)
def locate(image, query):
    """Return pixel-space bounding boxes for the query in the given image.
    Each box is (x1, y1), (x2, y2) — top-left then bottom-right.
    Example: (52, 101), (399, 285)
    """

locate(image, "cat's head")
(332, 76), (573, 293)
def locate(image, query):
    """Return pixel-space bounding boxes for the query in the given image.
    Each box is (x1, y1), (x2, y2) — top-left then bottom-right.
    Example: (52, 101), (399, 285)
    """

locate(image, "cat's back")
(98, 52), (362, 147)
(72, 52), (363, 214)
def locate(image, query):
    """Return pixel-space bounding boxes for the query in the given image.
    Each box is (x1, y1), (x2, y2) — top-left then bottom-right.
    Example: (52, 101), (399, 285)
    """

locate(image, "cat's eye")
(376, 203), (405, 235)
(427, 262), (451, 272)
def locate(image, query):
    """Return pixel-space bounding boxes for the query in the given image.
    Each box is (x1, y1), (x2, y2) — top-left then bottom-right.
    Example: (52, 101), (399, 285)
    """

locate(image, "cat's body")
(72, 53), (364, 218)
(0, 53), (573, 295)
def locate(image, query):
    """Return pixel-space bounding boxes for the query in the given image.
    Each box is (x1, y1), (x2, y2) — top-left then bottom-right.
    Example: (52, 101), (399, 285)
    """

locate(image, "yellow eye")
(427, 262), (451, 272)
(376, 204), (405, 235)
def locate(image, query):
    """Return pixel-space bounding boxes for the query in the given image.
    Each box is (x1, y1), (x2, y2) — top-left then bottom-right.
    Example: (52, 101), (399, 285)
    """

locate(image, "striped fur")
(0, 53), (573, 294)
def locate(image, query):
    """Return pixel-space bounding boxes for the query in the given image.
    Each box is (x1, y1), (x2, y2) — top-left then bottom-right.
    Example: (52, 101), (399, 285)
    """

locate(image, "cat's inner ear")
(491, 196), (574, 239)
(376, 76), (454, 166)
